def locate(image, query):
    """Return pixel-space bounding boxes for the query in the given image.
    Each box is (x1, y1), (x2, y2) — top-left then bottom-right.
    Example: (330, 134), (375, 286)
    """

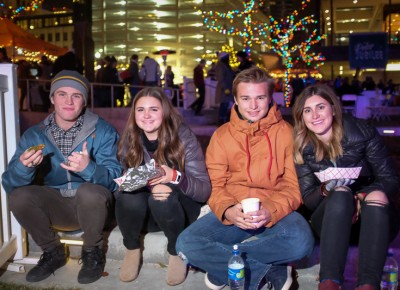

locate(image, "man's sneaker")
(204, 272), (225, 290)
(77, 247), (105, 284)
(26, 244), (67, 282)
(266, 265), (293, 290)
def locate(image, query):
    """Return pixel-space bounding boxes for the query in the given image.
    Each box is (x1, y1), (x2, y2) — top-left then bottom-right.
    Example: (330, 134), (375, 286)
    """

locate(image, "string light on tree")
(7, 0), (44, 19)
(201, 44), (240, 70)
(198, 0), (268, 52)
(264, 0), (326, 107)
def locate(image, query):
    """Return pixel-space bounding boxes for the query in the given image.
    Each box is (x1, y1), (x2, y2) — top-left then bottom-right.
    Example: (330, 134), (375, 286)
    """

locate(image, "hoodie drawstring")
(245, 135), (253, 182)
(265, 132), (273, 179)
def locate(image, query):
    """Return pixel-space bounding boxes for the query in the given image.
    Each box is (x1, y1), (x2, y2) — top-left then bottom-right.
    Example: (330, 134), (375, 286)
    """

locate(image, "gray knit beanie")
(50, 70), (90, 105)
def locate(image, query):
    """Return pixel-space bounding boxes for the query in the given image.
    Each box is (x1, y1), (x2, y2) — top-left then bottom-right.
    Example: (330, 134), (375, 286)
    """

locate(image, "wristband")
(170, 170), (182, 184)
(172, 169), (177, 182)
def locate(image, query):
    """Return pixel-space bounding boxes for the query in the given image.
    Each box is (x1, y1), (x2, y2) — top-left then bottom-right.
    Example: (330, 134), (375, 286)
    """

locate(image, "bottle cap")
(233, 244), (238, 250)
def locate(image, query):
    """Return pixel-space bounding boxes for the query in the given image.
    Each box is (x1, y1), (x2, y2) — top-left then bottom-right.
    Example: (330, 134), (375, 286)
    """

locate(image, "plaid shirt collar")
(48, 113), (84, 157)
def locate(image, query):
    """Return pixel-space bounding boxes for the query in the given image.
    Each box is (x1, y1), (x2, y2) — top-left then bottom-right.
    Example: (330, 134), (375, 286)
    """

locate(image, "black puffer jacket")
(296, 115), (399, 211)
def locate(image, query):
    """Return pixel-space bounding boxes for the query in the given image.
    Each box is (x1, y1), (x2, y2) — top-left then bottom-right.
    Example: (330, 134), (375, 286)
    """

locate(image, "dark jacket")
(128, 61), (140, 86)
(193, 64), (205, 88)
(295, 115), (399, 211)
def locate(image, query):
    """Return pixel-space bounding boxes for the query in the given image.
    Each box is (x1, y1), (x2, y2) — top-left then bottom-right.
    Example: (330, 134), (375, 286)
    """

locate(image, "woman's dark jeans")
(115, 187), (201, 255)
(310, 190), (399, 288)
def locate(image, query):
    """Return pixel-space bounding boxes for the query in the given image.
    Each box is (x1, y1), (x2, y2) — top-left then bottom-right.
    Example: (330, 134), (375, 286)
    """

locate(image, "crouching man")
(2, 70), (122, 284)
(176, 67), (314, 290)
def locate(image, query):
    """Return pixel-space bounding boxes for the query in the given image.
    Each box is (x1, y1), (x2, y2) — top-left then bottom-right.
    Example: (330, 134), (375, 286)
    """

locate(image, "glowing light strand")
(1, 0), (44, 19)
(199, 0), (269, 52)
(264, 0), (326, 107)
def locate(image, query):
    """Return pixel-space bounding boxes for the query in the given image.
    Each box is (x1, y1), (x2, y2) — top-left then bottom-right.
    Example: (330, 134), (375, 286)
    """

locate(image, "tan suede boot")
(166, 254), (187, 286)
(119, 249), (141, 282)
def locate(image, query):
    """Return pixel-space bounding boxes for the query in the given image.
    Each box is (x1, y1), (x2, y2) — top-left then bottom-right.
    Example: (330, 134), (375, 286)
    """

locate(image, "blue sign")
(349, 33), (388, 69)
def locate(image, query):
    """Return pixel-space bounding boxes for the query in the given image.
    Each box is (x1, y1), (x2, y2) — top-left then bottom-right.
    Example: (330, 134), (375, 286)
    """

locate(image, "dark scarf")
(141, 131), (158, 153)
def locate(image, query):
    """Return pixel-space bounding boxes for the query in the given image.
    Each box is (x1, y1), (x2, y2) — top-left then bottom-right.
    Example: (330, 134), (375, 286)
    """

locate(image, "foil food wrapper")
(114, 159), (166, 192)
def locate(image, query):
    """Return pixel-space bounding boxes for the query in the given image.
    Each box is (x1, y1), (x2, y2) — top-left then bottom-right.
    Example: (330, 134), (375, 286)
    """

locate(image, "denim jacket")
(2, 109), (122, 195)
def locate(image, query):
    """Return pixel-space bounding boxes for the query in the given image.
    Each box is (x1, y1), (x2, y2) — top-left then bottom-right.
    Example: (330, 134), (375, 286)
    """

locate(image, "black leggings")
(115, 187), (201, 255)
(310, 190), (399, 288)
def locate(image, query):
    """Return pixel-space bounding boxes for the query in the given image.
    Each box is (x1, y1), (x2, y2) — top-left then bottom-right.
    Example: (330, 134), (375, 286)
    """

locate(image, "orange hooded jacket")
(206, 104), (302, 227)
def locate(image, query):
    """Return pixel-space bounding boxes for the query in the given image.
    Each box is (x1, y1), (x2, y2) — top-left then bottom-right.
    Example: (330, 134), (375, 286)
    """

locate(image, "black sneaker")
(266, 265), (295, 290)
(26, 244), (67, 282)
(77, 247), (105, 284)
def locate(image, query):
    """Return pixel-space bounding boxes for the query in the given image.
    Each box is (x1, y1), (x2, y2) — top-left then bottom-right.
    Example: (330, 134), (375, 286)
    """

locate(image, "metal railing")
(18, 79), (183, 112)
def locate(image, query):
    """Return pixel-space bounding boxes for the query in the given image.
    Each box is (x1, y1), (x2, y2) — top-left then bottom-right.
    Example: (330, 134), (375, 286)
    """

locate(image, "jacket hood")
(230, 103), (283, 135)
(228, 103), (283, 181)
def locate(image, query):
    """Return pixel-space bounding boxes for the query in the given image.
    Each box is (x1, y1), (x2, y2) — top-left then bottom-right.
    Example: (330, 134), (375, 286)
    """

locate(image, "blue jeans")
(176, 211), (314, 290)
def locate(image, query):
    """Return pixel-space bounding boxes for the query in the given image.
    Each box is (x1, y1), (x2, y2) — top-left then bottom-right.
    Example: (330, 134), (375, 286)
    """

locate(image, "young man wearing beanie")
(2, 70), (122, 284)
(176, 67), (314, 290)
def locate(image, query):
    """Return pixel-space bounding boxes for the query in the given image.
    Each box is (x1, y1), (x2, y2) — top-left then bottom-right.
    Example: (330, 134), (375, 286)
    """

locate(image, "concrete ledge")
(106, 228), (169, 264)
(28, 227), (169, 264)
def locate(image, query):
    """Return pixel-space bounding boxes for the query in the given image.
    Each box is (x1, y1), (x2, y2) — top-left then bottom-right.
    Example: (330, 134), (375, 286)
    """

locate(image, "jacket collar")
(230, 103), (283, 135)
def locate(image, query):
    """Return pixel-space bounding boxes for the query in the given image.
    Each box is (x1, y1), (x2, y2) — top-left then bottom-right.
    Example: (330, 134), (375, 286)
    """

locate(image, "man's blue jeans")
(176, 211), (314, 290)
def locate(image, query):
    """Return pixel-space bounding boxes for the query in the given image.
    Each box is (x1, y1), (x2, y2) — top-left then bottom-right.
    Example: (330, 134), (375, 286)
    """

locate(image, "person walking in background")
(38, 55), (53, 112)
(190, 59), (206, 116)
(94, 56), (109, 107)
(16, 59), (31, 111)
(127, 54), (141, 101)
(140, 56), (161, 86)
(163, 65), (175, 88)
(305, 71), (316, 87)
(235, 50), (254, 72)
(290, 73), (305, 107)
(116, 87), (211, 286)
(2, 70), (122, 285)
(176, 67), (314, 290)
(215, 52), (236, 125)
(97, 56), (123, 107)
(292, 84), (400, 290)
(0, 47), (11, 63)
(52, 50), (84, 76)
(206, 61), (217, 81)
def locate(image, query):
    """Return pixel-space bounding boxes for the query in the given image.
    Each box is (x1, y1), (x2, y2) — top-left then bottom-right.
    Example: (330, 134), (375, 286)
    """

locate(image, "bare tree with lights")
(199, 0), (326, 107)
(264, 0), (326, 107)
(199, 1), (268, 55)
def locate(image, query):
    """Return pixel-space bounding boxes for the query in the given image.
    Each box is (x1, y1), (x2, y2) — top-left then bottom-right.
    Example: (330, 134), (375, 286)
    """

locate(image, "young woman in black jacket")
(292, 84), (399, 290)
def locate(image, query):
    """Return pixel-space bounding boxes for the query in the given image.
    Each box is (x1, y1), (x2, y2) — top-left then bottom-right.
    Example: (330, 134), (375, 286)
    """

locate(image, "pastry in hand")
(27, 144), (45, 152)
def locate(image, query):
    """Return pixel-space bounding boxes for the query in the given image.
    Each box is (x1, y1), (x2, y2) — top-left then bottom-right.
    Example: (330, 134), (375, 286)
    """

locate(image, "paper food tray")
(314, 167), (362, 183)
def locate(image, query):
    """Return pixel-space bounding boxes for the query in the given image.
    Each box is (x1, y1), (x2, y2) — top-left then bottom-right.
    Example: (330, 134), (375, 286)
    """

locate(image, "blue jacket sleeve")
(2, 128), (43, 193)
(78, 120), (122, 192)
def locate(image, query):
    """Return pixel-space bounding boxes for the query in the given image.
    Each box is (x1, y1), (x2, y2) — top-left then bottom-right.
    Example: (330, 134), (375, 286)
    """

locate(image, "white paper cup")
(241, 198), (260, 214)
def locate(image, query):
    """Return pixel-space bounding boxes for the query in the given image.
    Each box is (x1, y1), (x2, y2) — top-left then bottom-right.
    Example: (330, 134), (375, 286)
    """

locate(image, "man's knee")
(176, 230), (194, 264)
(76, 183), (112, 205)
(8, 186), (38, 212)
(283, 213), (315, 258)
